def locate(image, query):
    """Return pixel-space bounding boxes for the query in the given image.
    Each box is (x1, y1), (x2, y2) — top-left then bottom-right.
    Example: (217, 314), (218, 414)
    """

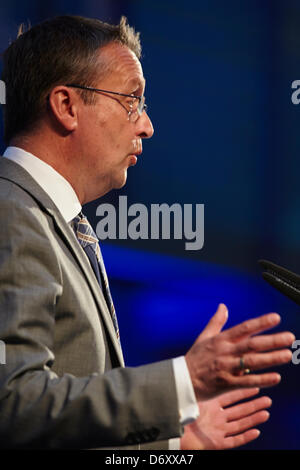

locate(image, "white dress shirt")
(3, 146), (199, 449)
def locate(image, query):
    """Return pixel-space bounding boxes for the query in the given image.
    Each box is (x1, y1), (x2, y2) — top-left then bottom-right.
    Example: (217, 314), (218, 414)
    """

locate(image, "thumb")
(198, 303), (228, 341)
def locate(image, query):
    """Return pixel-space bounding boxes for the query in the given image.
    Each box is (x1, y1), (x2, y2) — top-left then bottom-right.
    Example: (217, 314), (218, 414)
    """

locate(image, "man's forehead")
(96, 43), (145, 90)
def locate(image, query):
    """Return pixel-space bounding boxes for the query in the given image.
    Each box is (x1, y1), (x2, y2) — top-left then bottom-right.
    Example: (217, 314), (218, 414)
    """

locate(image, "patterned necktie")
(71, 212), (120, 342)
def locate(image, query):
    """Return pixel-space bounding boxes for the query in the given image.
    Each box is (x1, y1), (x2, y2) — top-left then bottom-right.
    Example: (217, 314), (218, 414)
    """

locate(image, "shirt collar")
(3, 146), (82, 223)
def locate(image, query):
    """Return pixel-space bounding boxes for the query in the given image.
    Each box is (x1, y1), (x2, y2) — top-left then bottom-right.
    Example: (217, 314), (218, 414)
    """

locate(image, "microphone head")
(258, 259), (300, 305)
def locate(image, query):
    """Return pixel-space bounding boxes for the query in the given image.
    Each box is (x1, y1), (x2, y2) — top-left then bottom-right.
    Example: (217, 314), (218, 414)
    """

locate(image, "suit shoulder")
(0, 177), (52, 238)
(0, 175), (39, 206)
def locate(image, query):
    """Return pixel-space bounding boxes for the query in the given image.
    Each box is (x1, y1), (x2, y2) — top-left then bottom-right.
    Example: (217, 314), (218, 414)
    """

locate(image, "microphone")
(258, 259), (300, 305)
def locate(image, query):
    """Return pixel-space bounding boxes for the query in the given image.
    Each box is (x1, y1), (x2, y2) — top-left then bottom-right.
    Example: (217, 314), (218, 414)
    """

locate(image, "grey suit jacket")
(0, 157), (182, 449)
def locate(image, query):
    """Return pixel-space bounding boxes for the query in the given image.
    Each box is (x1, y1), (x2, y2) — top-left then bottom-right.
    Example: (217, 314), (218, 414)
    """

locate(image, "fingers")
(218, 348), (293, 375)
(187, 308), (295, 401)
(222, 370), (282, 388)
(234, 332), (296, 355)
(222, 405), (271, 449)
(226, 410), (270, 437)
(223, 429), (261, 450)
(225, 396), (272, 422)
(224, 313), (281, 342)
(234, 349), (293, 372)
(218, 388), (260, 408)
(197, 303), (228, 341)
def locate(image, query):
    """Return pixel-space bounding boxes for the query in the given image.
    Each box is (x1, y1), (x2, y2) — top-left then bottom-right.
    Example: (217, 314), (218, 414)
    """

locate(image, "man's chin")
(113, 171), (128, 189)
(113, 160), (137, 189)
(128, 155), (138, 166)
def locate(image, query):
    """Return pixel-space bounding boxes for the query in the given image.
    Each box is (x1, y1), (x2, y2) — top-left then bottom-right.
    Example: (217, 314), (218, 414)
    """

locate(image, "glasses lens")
(138, 95), (145, 116)
(128, 96), (146, 123)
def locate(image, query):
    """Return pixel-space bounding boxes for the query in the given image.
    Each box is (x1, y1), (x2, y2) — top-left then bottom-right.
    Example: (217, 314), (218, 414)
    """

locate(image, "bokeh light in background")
(1, 0), (300, 449)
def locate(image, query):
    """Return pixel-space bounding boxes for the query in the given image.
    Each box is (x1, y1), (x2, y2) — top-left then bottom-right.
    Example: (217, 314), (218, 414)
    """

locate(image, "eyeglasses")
(65, 83), (147, 123)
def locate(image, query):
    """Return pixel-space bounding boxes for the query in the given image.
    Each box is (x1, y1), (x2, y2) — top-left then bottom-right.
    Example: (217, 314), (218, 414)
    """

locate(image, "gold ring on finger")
(239, 357), (251, 375)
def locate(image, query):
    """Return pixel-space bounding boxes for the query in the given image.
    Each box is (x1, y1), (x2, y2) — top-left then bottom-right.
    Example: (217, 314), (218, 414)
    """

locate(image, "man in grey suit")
(0, 15), (295, 449)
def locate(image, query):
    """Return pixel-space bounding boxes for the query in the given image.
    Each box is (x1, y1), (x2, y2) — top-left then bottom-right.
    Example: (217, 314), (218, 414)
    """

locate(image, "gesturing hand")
(185, 304), (295, 401)
(180, 388), (271, 450)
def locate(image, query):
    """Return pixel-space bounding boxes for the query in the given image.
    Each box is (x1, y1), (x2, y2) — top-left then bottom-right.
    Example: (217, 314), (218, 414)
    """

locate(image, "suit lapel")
(0, 158), (124, 367)
(49, 209), (124, 365)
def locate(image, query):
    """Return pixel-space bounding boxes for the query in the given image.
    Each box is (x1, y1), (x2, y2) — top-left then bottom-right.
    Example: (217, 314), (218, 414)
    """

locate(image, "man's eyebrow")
(124, 78), (145, 94)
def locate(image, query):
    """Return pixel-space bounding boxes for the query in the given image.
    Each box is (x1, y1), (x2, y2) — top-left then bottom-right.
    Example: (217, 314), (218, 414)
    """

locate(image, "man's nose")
(137, 111), (154, 139)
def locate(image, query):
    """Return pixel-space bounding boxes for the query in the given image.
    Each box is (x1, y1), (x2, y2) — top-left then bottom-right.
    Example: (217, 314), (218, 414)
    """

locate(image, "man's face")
(76, 42), (154, 202)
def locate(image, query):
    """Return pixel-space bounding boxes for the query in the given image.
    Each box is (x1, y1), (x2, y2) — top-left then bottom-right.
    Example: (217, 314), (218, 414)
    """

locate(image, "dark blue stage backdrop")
(1, 0), (300, 449)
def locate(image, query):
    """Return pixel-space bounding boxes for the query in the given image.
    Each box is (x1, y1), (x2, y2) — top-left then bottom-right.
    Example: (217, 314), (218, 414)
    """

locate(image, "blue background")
(1, 0), (300, 449)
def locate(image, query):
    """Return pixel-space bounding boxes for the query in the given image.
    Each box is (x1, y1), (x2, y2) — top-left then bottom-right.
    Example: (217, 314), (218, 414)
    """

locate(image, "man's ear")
(47, 86), (79, 132)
